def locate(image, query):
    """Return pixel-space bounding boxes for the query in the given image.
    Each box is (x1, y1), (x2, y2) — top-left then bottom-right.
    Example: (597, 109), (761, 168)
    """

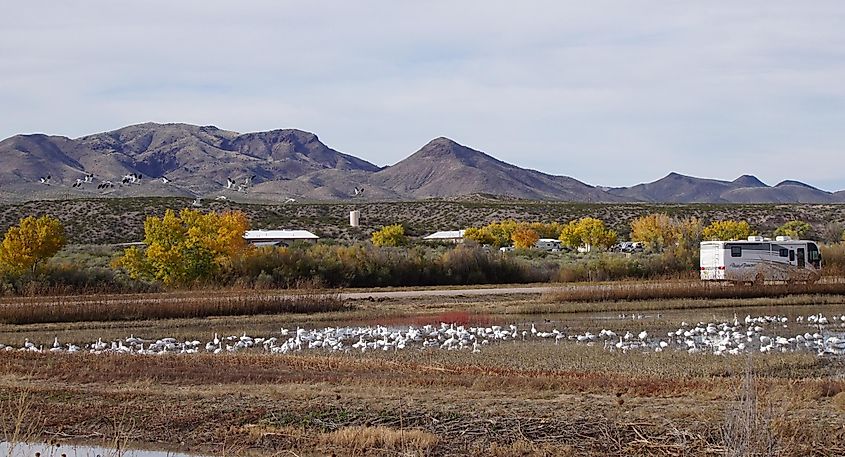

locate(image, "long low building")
(243, 229), (319, 246)
(423, 230), (466, 243)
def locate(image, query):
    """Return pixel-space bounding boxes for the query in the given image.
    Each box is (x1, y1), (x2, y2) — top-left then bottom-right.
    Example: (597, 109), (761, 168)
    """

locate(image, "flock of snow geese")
(3, 312), (845, 357)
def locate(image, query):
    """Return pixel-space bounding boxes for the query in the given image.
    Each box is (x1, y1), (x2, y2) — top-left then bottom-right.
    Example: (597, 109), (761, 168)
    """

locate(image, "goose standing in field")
(9, 311), (845, 358)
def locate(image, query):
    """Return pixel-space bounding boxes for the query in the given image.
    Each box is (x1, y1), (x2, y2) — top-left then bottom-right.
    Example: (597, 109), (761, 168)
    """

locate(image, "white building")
(423, 230), (466, 243)
(243, 230), (319, 247)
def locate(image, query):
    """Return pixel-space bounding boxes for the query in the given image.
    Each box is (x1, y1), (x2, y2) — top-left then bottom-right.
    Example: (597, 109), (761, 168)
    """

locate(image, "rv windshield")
(808, 243), (821, 268)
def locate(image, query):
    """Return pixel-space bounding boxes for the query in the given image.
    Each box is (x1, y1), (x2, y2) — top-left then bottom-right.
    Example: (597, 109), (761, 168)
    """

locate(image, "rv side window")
(789, 250), (795, 262)
(731, 246), (742, 257)
(779, 248), (789, 257)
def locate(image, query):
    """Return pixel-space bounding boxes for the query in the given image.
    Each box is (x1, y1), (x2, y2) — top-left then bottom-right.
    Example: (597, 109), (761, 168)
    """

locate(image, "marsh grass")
(1, 386), (44, 457)
(0, 289), (347, 325)
(542, 281), (845, 304)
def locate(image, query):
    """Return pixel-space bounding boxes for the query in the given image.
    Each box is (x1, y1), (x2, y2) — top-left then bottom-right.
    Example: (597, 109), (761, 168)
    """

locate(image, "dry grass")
(0, 289), (347, 325)
(1, 386), (44, 457)
(318, 425), (439, 456)
(542, 280), (845, 303)
(0, 349), (844, 456)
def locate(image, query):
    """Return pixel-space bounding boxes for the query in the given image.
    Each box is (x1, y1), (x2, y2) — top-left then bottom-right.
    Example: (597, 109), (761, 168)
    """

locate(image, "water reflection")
(0, 442), (207, 457)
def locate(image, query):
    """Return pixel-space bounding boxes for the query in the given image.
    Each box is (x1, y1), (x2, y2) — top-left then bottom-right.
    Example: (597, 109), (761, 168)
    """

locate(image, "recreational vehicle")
(700, 236), (822, 284)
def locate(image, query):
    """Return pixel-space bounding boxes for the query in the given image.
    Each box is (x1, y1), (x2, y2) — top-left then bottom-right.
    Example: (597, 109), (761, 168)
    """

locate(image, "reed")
(0, 289), (346, 325)
(542, 281), (845, 303)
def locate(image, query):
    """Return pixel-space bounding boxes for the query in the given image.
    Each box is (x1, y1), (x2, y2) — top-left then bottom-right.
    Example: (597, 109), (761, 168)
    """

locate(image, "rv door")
(797, 248), (805, 268)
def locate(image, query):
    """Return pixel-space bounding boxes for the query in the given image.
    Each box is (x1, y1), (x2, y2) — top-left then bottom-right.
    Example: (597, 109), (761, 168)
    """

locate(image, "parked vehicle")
(612, 241), (644, 253)
(700, 236), (822, 284)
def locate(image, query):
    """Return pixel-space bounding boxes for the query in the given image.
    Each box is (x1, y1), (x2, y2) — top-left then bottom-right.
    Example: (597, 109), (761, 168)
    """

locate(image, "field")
(3, 198), (845, 244)
(2, 284), (845, 456)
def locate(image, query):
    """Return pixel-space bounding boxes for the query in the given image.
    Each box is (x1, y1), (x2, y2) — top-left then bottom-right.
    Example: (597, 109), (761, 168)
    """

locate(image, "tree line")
(0, 211), (841, 291)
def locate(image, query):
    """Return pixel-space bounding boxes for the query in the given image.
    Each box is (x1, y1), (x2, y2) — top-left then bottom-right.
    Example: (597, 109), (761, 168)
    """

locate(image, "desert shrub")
(0, 262), (158, 297)
(226, 244), (551, 288)
(555, 251), (697, 282)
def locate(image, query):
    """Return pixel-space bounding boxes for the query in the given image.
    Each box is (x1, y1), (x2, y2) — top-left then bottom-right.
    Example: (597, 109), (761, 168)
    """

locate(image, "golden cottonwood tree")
(116, 209), (250, 285)
(559, 217), (617, 252)
(702, 220), (754, 241)
(774, 220), (812, 239)
(371, 224), (407, 247)
(630, 214), (702, 254)
(0, 215), (66, 275)
(511, 227), (540, 249)
(463, 227), (495, 245)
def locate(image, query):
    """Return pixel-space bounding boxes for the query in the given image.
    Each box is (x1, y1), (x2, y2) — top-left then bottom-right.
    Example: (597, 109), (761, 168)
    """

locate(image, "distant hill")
(608, 172), (845, 204)
(370, 137), (626, 202)
(0, 123), (841, 203)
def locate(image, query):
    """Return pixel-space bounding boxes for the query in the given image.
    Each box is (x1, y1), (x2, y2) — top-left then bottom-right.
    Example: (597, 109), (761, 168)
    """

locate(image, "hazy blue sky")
(3, 1), (844, 190)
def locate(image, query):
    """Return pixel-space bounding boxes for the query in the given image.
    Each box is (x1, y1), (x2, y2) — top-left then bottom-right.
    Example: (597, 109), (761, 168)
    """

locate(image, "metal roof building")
(423, 230), (466, 243)
(243, 230), (319, 246)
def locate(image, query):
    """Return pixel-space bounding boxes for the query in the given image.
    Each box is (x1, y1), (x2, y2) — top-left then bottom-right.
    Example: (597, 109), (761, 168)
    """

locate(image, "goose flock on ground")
(2, 313), (845, 357)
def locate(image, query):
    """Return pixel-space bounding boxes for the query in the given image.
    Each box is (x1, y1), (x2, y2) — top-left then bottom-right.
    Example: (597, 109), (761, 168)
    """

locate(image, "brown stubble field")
(1, 290), (845, 456)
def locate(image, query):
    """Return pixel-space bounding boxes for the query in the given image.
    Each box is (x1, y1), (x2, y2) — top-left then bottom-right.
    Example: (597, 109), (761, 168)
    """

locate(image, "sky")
(2, 1), (845, 190)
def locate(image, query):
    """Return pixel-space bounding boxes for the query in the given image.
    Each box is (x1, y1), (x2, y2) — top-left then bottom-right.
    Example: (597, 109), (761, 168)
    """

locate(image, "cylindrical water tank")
(350, 210), (360, 227)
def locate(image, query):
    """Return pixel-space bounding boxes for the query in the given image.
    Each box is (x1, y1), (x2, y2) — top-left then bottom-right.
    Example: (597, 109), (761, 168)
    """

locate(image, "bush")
(226, 244), (550, 288)
(820, 243), (845, 276)
(555, 251), (698, 282)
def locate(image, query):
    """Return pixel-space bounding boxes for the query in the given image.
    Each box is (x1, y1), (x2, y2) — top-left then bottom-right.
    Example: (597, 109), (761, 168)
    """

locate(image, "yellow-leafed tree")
(774, 220), (812, 239)
(630, 214), (702, 254)
(559, 217), (617, 252)
(463, 227), (494, 245)
(0, 215), (66, 275)
(702, 220), (754, 241)
(630, 213), (676, 252)
(115, 209), (250, 285)
(511, 227), (540, 249)
(371, 224), (407, 247)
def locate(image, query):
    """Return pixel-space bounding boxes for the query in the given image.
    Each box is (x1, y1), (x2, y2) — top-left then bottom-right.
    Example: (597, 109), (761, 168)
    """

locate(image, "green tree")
(115, 209), (250, 285)
(371, 224), (407, 247)
(774, 220), (813, 239)
(702, 220), (754, 241)
(0, 215), (66, 275)
(511, 227), (540, 249)
(559, 217), (617, 252)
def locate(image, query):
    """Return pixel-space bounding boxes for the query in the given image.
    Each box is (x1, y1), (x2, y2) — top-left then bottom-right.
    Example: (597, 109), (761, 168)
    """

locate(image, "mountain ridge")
(0, 123), (842, 204)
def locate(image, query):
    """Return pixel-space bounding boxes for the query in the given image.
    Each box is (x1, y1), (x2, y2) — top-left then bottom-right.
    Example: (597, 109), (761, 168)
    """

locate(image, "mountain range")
(1, 122), (843, 204)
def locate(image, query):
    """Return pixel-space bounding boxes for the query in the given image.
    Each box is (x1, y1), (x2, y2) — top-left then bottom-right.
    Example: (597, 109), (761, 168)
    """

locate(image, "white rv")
(700, 236), (822, 284)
